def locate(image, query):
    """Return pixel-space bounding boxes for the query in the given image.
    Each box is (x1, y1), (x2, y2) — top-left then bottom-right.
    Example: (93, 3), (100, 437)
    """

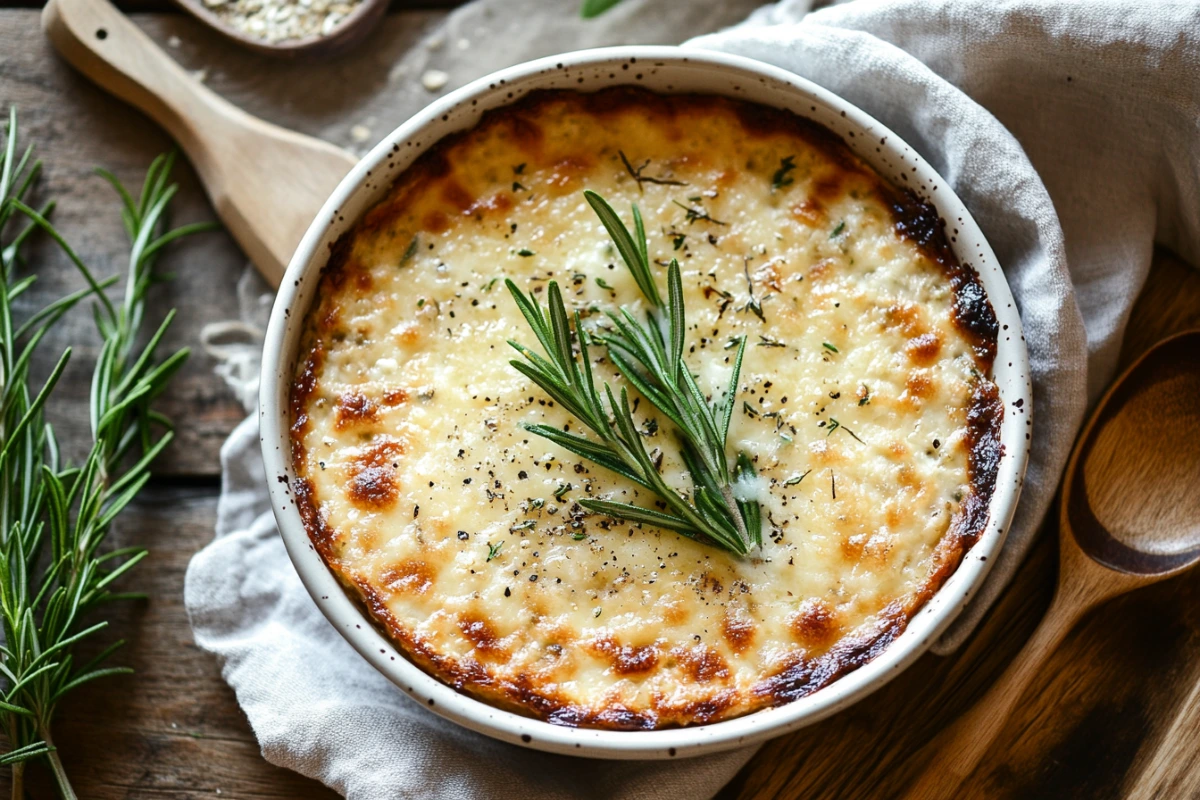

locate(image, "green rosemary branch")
(505, 190), (761, 555)
(580, 0), (624, 18)
(0, 107), (214, 799)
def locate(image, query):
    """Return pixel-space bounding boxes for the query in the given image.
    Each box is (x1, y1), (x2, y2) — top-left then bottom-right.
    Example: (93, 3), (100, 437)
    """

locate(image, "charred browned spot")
(886, 504), (905, 529)
(546, 155), (594, 191)
(810, 174), (844, 204)
(423, 210), (450, 234)
(289, 343), (324, 450)
(393, 321), (423, 346)
(897, 464), (921, 489)
(381, 559), (434, 595)
(906, 332), (942, 365)
(721, 610), (755, 654)
(659, 690), (738, 725)
(807, 439), (842, 465)
(672, 644), (729, 683)
(906, 370), (934, 400)
(713, 167), (737, 187)
(790, 599), (840, 648)
(958, 380), (1004, 548)
(840, 531), (867, 561)
(466, 191), (514, 217)
(458, 614), (504, 654)
(382, 388), (409, 406)
(441, 179), (475, 212)
(658, 598), (689, 625)
(293, 477), (338, 559)
(505, 114), (544, 152)
(347, 438), (405, 509)
(590, 636), (660, 675)
(319, 305), (342, 334)
(355, 269), (373, 291)
(885, 302), (927, 338)
(808, 258), (837, 281)
(753, 262), (783, 293)
(790, 199), (825, 226)
(334, 391), (379, 430)
(887, 440), (909, 460)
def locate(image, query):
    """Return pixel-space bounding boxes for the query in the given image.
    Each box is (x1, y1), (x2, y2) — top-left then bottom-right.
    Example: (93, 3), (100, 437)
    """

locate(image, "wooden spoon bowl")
(1066, 332), (1200, 574)
(901, 329), (1200, 800)
(173, 0), (389, 60)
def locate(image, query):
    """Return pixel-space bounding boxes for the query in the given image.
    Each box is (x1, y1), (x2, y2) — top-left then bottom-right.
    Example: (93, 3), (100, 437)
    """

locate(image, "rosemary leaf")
(506, 191), (761, 555)
(0, 109), (210, 796)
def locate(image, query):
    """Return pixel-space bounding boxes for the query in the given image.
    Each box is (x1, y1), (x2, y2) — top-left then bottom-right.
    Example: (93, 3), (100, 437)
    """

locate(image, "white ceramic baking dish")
(260, 46), (1032, 760)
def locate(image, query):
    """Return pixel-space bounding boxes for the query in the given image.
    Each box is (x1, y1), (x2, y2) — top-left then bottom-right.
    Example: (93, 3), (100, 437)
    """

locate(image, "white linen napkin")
(185, 1), (1200, 796)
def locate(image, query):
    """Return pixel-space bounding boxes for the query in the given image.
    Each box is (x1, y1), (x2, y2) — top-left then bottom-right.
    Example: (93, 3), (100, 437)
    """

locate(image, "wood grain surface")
(2, 6), (1200, 799)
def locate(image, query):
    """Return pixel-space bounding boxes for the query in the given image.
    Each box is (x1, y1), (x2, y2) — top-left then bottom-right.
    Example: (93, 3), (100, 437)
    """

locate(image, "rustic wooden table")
(2, 2), (1199, 797)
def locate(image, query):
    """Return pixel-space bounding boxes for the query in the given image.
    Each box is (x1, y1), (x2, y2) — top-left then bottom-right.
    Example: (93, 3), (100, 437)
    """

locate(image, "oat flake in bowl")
(201, 0), (364, 43)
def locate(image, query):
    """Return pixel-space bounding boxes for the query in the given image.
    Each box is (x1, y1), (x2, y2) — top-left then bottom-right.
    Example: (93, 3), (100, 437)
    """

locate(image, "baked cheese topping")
(290, 89), (1001, 729)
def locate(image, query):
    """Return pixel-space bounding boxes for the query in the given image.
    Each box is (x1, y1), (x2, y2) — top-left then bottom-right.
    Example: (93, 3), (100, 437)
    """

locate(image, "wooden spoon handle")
(899, 592), (1081, 800)
(42, 0), (238, 153)
(41, 0), (356, 285)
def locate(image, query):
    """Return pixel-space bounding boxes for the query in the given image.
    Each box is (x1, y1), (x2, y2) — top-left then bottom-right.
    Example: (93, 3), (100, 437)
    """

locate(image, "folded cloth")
(693, 0), (1200, 651)
(185, 0), (1200, 796)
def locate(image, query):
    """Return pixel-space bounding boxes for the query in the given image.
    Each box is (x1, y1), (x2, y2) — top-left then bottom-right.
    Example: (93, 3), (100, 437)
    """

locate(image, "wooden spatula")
(41, 0), (357, 287)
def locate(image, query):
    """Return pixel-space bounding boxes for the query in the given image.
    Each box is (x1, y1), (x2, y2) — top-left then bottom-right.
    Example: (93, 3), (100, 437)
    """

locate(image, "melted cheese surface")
(290, 90), (997, 728)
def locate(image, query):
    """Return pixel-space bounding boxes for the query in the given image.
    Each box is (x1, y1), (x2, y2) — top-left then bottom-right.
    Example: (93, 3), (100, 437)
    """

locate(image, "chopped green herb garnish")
(757, 335), (785, 348)
(483, 277), (500, 292)
(619, 150), (686, 190)
(486, 541), (504, 561)
(573, 532), (587, 541)
(400, 236), (419, 266)
(510, 520), (536, 532)
(823, 342), (839, 353)
(554, 483), (572, 500)
(830, 221), (846, 238)
(417, 298), (426, 308)
(771, 155), (796, 190)
(784, 470), (812, 487)
(672, 233), (686, 250)
(595, 277), (614, 291)
(593, 607), (603, 618)
(858, 386), (871, 406)
(724, 336), (744, 350)
(504, 190), (761, 556)
(672, 199), (727, 226)
(827, 418), (865, 444)
(530, 498), (545, 510)
(517, 248), (535, 257)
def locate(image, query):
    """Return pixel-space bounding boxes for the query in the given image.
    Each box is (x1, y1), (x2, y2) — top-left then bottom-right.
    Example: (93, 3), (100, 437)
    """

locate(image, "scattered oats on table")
(201, 0), (364, 43)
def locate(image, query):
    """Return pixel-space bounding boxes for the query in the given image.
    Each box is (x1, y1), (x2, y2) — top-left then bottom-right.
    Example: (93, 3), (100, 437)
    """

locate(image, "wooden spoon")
(173, 0), (389, 60)
(41, 0), (357, 287)
(901, 329), (1200, 800)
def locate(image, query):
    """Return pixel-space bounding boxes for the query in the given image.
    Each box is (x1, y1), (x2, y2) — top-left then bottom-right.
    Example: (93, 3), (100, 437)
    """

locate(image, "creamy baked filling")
(289, 88), (1002, 729)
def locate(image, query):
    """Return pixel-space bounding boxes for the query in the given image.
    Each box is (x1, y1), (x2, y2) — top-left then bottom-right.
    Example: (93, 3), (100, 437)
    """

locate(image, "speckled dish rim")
(260, 46), (1033, 761)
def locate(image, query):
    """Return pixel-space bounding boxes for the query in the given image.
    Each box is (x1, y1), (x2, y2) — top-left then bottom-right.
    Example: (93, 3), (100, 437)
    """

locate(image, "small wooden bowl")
(173, 0), (388, 59)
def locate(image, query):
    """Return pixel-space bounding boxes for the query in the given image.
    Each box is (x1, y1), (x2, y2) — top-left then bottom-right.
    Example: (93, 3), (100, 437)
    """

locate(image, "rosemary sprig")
(505, 190), (761, 555)
(0, 108), (212, 798)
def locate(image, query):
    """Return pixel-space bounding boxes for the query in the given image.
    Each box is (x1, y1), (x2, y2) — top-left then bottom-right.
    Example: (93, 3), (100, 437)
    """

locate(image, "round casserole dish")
(260, 46), (1032, 760)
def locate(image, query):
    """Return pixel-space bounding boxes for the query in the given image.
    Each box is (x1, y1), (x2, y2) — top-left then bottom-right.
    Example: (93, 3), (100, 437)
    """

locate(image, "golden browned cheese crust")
(289, 88), (1002, 729)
